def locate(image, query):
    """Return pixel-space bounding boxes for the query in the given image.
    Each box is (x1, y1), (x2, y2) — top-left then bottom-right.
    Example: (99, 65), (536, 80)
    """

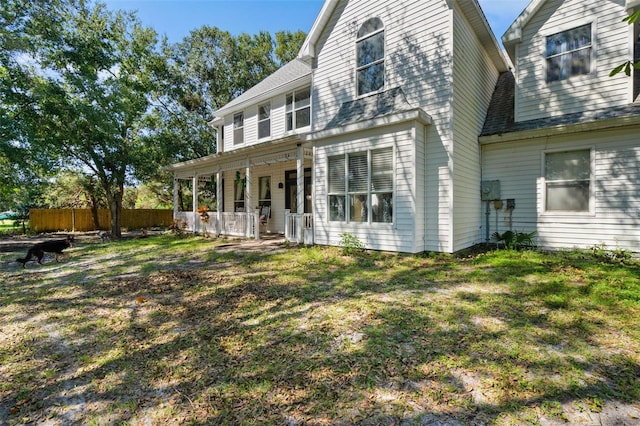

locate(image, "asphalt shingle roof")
(214, 58), (311, 117)
(324, 87), (415, 130)
(481, 71), (640, 137)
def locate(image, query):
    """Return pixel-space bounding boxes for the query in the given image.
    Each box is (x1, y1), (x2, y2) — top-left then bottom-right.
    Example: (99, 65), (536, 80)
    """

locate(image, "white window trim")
(355, 19), (386, 98)
(285, 87), (312, 133)
(326, 146), (395, 227)
(543, 18), (597, 85)
(258, 103), (271, 141)
(540, 147), (595, 217)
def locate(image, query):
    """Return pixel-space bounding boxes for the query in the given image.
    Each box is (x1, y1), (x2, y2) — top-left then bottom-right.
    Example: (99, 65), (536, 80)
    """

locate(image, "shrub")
(492, 230), (537, 250)
(339, 232), (365, 256)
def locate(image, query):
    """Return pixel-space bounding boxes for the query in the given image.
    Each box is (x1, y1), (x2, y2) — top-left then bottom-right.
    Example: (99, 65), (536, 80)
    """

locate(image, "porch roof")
(165, 135), (312, 179)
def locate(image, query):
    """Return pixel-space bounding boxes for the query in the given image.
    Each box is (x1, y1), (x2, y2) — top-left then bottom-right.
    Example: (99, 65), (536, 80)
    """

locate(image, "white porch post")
(192, 174), (199, 234)
(216, 170), (222, 236)
(296, 144), (304, 242)
(245, 159), (252, 238)
(173, 177), (179, 219)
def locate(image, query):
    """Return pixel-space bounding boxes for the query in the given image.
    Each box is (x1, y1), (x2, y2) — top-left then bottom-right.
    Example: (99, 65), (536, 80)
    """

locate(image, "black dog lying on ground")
(16, 235), (75, 268)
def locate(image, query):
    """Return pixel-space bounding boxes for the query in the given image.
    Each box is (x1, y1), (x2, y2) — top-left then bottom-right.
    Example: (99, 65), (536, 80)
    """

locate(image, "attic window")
(356, 18), (385, 96)
(546, 24), (592, 82)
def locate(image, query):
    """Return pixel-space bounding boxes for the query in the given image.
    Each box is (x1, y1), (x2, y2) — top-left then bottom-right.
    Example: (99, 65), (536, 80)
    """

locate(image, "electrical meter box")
(481, 180), (501, 201)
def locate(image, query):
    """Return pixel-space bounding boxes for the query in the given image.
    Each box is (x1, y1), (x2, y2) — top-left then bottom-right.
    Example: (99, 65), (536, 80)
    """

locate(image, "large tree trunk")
(88, 192), (101, 230)
(109, 195), (122, 238)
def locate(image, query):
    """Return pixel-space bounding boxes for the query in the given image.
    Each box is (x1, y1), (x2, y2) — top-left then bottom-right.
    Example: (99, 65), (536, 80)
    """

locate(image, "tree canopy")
(1, 0), (307, 235)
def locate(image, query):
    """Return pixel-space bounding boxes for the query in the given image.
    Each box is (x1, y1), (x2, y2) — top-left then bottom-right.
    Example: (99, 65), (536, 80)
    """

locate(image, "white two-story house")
(167, 0), (640, 254)
(481, 0), (640, 252)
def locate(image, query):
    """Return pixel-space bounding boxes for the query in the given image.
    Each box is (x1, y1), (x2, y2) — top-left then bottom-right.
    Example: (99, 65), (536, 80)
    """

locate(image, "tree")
(275, 30), (307, 64)
(610, 9), (640, 77)
(1, 0), (168, 237)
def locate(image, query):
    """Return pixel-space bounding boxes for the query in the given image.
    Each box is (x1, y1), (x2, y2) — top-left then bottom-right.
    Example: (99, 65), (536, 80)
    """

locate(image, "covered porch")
(166, 138), (313, 243)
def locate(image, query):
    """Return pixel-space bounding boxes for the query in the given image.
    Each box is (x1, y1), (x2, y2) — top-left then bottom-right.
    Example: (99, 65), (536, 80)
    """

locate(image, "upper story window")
(544, 149), (592, 213)
(258, 103), (271, 139)
(356, 18), (385, 96)
(233, 112), (244, 145)
(286, 87), (311, 131)
(546, 24), (592, 83)
(328, 147), (393, 223)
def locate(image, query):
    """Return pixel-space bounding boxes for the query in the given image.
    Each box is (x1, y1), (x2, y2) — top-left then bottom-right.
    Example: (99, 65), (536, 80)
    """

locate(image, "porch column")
(173, 177), (179, 219)
(296, 144), (304, 242)
(192, 174), (199, 234)
(216, 170), (222, 236)
(245, 159), (252, 238)
(296, 144), (304, 214)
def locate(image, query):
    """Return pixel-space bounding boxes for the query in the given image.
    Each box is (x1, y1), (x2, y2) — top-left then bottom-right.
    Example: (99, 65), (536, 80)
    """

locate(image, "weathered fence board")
(29, 209), (173, 232)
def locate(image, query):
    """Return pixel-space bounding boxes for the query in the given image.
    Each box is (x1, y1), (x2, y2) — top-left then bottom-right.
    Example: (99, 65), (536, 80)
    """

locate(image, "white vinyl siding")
(219, 88), (303, 152)
(312, 0), (454, 252)
(314, 122), (423, 253)
(481, 126), (640, 253)
(452, 7), (501, 251)
(514, 0), (630, 122)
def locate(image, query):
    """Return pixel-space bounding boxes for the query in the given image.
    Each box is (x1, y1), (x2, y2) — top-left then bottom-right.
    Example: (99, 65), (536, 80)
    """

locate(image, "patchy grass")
(1, 235), (639, 425)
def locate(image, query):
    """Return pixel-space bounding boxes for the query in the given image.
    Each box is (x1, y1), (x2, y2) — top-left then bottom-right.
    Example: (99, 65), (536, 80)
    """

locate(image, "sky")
(102, 0), (532, 49)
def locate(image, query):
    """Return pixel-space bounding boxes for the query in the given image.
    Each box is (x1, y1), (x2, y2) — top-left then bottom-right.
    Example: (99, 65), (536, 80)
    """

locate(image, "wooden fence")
(29, 209), (173, 232)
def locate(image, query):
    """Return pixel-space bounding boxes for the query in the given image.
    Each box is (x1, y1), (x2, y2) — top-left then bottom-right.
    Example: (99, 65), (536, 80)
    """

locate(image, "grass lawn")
(1, 235), (639, 425)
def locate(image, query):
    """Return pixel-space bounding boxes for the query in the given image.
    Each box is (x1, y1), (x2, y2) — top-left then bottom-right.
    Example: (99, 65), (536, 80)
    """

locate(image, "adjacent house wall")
(481, 126), (640, 253)
(514, 0), (629, 122)
(451, 5), (501, 251)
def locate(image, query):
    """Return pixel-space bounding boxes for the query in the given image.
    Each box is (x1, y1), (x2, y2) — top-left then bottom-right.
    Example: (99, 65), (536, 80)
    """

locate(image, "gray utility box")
(481, 180), (501, 201)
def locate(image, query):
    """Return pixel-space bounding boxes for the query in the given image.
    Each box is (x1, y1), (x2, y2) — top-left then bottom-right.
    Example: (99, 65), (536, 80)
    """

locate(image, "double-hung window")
(546, 24), (592, 82)
(356, 18), (385, 96)
(233, 112), (244, 145)
(258, 103), (271, 139)
(544, 149), (592, 212)
(328, 147), (393, 223)
(286, 87), (311, 131)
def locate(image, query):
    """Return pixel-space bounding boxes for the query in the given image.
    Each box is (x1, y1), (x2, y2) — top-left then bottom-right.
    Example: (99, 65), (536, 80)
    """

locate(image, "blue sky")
(102, 0), (531, 48)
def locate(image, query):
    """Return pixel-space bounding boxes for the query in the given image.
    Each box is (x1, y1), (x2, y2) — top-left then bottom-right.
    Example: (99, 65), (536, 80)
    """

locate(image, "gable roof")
(212, 58), (312, 120)
(481, 71), (640, 138)
(299, 0), (509, 72)
(503, 0), (640, 62)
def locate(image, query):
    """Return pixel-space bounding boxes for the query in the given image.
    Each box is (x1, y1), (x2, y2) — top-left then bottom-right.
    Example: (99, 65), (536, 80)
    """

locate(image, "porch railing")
(176, 211), (259, 239)
(284, 210), (313, 244)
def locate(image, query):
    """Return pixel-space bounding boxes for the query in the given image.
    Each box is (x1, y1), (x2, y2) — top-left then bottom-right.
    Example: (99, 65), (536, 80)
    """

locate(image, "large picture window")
(258, 103), (271, 139)
(356, 18), (385, 96)
(286, 87), (311, 131)
(233, 112), (244, 145)
(544, 149), (591, 212)
(328, 147), (393, 223)
(546, 24), (592, 82)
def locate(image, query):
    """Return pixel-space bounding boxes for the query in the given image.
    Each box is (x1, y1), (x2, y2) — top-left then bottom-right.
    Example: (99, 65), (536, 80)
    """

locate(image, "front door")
(285, 168), (312, 213)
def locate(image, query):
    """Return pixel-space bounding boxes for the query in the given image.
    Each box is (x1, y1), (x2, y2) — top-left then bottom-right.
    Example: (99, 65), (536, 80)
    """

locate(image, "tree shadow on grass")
(1, 239), (639, 424)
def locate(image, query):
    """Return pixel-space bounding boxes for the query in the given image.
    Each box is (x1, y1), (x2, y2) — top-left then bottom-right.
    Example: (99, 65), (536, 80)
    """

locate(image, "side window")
(286, 87), (311, 131)
(546, 24), (592, 83)
(356, 18), (385, 96)
(258, 103), (271, 139)
(544, 149), (591, 212)
(233, 112), (244, 145)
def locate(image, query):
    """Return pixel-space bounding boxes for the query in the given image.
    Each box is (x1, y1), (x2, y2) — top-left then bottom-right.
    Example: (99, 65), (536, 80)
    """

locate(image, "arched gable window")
(356, 18), (385, 96)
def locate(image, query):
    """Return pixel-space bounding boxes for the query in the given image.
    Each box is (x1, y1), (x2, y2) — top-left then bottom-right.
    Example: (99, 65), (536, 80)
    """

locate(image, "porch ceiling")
(168, 135), (312, 179)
